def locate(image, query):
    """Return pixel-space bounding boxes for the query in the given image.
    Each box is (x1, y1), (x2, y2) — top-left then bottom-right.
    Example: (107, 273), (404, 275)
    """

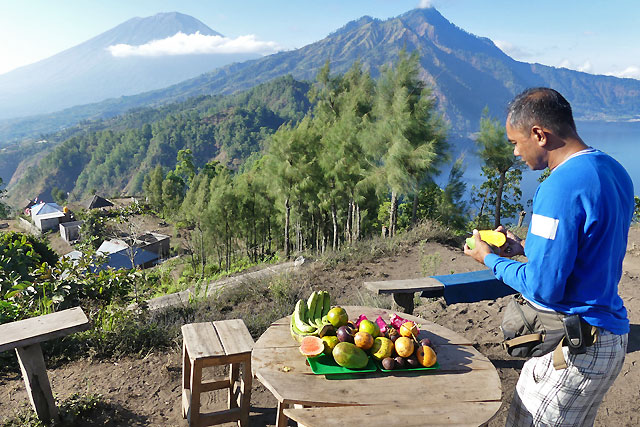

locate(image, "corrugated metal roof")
(97, 239), (129, 255)
(105, 248), (158, 270)
(31, 202), (63, 216)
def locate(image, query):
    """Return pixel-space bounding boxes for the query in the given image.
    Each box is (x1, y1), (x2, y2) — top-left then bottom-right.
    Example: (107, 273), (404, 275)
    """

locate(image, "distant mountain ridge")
(0, 12), (259, 120)
(155, 7), (638, 130)
(1, 7), (639, 144)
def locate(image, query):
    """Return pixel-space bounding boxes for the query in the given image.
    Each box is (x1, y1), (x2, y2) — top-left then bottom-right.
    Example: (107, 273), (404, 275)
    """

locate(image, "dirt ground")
(1, 227), (639, 426)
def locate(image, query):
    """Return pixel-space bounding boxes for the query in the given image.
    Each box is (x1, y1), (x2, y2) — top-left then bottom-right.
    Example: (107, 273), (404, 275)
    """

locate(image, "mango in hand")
(465, 230), (506, 250)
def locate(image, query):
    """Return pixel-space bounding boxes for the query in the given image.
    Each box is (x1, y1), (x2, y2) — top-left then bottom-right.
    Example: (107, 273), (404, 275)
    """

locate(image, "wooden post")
(15, 344), (59, 423)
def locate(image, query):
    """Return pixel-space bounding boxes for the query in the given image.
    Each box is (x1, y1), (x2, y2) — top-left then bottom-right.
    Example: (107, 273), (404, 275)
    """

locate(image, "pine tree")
(475, 109), (524, 228)
(366, 50), (449, 236)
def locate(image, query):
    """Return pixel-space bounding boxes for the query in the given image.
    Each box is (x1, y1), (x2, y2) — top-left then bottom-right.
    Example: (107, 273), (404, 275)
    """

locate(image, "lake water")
(454, 120), (640, 224)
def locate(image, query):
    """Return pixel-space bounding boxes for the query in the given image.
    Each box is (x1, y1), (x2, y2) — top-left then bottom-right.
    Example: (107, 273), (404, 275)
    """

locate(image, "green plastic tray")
(374, 359), (440, 373)
(307, 354), (377, 376)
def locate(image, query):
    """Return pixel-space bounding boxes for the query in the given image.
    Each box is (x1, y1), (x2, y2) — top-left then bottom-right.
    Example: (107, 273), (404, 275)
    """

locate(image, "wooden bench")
(0, 307), (91, 422)
(364, 269), (515, 314)
(182, 319), (254, 427)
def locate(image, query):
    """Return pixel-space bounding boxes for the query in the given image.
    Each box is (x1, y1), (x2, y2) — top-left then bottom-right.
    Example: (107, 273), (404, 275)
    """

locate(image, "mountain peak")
(398, 7), (502, 56)
(96, 12), (221, 46)
(330, 15), (377, 37)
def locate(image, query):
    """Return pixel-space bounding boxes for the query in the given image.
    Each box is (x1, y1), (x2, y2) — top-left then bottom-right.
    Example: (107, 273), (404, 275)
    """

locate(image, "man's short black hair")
(507, 88), (576, 137)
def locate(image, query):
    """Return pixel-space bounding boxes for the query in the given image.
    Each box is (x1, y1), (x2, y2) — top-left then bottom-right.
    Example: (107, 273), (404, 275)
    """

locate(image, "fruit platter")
(290, 291), (439, 376)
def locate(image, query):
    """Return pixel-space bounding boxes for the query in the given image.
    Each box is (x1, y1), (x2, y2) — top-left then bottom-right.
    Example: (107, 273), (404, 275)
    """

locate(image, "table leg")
(393, 292), (414, 314)
(276, 401), (290, 427)
(15, 344), (59, 423)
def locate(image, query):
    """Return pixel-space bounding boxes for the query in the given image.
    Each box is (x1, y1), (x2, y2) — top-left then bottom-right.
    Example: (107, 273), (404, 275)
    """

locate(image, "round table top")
(252, 306), (502, 426)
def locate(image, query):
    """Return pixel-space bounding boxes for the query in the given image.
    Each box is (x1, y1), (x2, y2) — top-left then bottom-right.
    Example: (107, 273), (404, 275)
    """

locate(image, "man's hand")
(464, 229), (492, 264)
(495, 225), (525, 257)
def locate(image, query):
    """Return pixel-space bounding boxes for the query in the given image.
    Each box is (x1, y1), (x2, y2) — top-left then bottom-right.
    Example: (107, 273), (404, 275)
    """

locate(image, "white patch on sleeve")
(530, 213), (559, 240)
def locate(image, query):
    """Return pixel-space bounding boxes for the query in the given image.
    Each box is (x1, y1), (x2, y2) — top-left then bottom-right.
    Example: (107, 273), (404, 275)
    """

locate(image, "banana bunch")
(290, 290), (331, 342)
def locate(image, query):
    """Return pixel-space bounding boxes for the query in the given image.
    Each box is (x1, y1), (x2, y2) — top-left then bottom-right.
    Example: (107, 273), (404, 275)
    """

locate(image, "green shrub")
(1, 393), (102, 427)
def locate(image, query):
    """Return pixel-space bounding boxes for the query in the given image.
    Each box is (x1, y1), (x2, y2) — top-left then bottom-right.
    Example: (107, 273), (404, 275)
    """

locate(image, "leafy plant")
(0, 393), (103, 427)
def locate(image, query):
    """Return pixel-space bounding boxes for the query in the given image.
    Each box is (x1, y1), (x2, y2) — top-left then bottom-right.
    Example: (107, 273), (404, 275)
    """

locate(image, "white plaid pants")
(506, 329), (628, 427)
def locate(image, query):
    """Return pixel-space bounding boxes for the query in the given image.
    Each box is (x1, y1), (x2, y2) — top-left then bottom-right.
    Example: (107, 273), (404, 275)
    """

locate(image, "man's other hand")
(495, 225), (525, 257)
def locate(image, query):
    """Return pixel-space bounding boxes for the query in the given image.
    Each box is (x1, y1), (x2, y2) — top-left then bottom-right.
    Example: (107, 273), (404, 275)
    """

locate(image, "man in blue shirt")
(465, 87), (633, 426)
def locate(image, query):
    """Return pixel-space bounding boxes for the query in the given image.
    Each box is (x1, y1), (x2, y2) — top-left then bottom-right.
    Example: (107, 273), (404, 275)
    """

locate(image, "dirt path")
(1, 228), (639, 426)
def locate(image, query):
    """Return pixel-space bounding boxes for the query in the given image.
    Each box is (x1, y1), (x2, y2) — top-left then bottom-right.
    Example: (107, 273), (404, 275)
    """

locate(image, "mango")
(332, 342), (369, 369)
(466, 230), (506, 250)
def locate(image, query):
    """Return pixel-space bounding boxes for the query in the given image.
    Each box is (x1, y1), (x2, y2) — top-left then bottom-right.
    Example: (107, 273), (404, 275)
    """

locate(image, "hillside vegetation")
(4, 76), (311, 207)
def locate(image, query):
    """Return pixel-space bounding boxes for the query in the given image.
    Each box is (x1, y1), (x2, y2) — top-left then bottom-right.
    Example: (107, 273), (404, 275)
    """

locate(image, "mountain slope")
(3, 76), (311, 208)
(156, 7), (639, 130)
(2, 7), (639, 144)
(0, 12), (259, 120)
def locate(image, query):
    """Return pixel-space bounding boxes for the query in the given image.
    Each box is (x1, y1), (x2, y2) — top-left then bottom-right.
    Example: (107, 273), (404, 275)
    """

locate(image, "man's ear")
(531, 125), (547, 146)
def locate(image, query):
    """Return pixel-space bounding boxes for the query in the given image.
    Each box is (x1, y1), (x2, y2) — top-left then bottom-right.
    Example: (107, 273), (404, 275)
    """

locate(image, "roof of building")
(83, 195), (114, 209)
(95, 238), (159, 270)
(105, 248), (158, 270)
(63, 250), (83, 260)
(97, 239), (129, 255)
(31, 202), (64, 216)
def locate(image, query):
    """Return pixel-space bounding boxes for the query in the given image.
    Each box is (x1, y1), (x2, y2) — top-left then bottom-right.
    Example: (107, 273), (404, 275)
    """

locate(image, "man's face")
(505, 119), (547, 171)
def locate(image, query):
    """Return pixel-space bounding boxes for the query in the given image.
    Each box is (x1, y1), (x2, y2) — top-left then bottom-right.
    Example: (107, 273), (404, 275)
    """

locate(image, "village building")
(82, 195), (114, 210)
(30, 202), (72, 232)
(96, 238), (162, 270)
(59, 220), (83, 243)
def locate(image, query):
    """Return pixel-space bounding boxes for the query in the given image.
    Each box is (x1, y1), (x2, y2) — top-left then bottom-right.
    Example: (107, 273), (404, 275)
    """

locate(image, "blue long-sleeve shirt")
(484, 148), (634, 334)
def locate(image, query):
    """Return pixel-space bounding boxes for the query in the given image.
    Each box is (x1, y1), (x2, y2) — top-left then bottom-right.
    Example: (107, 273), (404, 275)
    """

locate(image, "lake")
(455, 120), (640, 224)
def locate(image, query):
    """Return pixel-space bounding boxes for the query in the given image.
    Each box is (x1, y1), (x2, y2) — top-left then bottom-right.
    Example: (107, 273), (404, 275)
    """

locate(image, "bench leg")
(393, 292), (415, 314)
(15, 344), (59, 423)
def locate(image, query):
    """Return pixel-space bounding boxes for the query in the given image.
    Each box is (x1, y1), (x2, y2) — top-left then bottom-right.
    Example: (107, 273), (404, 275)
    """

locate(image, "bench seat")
(364, 269), (515, 313)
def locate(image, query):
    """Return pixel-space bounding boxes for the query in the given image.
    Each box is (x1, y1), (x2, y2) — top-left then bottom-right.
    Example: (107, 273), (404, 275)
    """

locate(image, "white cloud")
(606, 66), (640, 79)
(107, 31), (281, 57)
(557, 59), (572, 69)
(577, 61), (592, 73)
(494, 40), (533, 59)
(418, 0), (432, 8)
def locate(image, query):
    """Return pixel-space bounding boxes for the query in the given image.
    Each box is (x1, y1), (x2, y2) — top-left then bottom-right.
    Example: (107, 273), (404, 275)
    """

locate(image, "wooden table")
(252, 306), (502, 426)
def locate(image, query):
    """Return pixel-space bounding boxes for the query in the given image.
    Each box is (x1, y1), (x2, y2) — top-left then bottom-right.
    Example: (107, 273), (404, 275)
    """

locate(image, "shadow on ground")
(627, 324), (640, 353)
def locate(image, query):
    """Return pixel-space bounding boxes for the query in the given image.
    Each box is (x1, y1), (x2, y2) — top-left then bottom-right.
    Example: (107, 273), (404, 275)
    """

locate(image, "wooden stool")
(181, 319), (253, 427)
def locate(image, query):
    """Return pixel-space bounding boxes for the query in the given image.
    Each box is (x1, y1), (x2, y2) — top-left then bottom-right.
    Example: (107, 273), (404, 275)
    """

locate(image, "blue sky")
(1, 0), (639, 79)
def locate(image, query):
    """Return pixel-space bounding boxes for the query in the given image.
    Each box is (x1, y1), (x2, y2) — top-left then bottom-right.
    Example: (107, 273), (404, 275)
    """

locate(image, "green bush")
(1, 392), (103, 427)
(1, 234), (139, 324)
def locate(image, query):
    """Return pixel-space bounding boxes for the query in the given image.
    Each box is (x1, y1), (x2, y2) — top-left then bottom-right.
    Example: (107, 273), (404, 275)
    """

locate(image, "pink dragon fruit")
(375, 316), (388, 335)
(354, 314), (368, 328)
(390, 313), (409, 330)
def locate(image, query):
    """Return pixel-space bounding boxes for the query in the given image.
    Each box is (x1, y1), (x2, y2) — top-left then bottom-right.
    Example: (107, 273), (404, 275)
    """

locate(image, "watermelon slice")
(299, 335), (325, 358)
